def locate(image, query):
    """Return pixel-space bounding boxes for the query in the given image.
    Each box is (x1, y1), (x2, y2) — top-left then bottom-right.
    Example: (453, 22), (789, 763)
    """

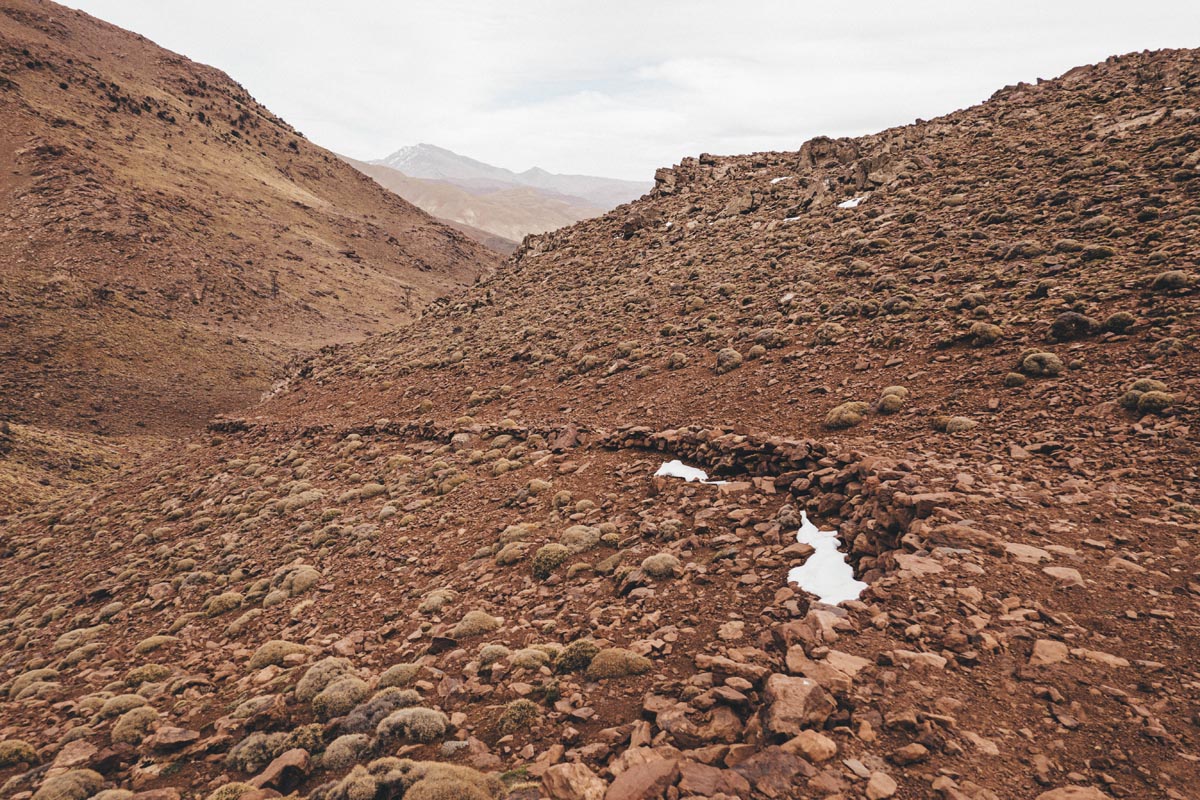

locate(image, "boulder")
(762, 674), (835, 736)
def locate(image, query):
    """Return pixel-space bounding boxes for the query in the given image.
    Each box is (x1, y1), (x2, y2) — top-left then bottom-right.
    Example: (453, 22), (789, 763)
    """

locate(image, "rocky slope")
(1, 48), (1198, 800)
(0, 0), (498, 440)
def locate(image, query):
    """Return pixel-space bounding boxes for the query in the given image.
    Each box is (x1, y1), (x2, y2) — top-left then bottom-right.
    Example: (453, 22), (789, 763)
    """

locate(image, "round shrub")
(313, 677), (370, 720)
(296, 657), (352, 704)
(969, 321), (1002, 345)
(248, 640), (309, 670)
(531, 544), (570, 580)
(586, 648), (652, 680)
(378, 663), (421, 689)
(640, 552), (681, 578)
(320, 734), (370, 772)
(714, 348), (743, 374)
(1102, 311), (1136, 333)
(451, 610), (501, 638)
(0, 739), (37, 768)
(1137, 390), (1174, 414)
(111, 706), (159, 745)
(555, 639), (600, 673)
(1020, 352), (1064, 378)
(496, 699), (541, 735)
(1150, 270), (1192, 291)
(824, 401), (870, 429)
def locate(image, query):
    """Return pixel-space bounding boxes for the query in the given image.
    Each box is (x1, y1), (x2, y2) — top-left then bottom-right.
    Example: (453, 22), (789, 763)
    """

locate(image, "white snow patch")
(837, 195), (868, 209)
(783, 216), (801, 222)
(770, 176), (792, 184)
(786, 511), (867, 605)
(654, 460), (727, 485)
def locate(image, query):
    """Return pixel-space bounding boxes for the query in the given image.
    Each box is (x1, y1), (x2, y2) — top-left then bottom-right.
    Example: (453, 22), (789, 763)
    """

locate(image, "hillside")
(1, 47), (1198, 800)
(0, 0), (499, 443)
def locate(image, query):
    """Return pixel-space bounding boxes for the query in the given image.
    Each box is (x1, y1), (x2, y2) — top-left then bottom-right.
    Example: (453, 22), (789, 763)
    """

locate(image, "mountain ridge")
(373, 142), (651, 209)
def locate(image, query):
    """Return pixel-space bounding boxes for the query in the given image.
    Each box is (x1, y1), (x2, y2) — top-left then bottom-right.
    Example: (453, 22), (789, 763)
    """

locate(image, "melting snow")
(654, 460), (728, 485)
(837, 195), (868, 209)
(786, 511), (867, 605)
(770, 176), (792, 184)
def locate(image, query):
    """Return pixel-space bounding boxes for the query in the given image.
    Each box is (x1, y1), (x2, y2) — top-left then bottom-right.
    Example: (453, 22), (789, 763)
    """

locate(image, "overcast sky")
(61, 1), (1200, 181)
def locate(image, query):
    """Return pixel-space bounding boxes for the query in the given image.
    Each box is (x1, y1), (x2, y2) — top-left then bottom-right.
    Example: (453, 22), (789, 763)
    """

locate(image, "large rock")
(248, 748), (310, 792)
(604, 758), (678, 800)
(543, 762), (606, 800)
(676, 761), (751, 797)
(733, 746), (815, 798)
(1035, 788), (1108, 800)
(762, 674), (836, 736)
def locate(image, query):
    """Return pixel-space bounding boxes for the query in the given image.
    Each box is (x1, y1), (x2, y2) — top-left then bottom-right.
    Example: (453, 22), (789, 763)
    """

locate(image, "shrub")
(586, 648), (652, 679)
(531, 544), (570, 580)
(125, 663), (171, 687)
(1019, 352), (1064, 378)
(0, 738), (37, 768)
(1004, 372), (1027, 387)
(377, 707), (449, 744)
(320, 734), (370, 772)
(452, 610), (501, 638)
(1137, 390), (1174, 414)
(1102, 311), (1136, 333)
(555, 639), (600, 673)
(640, 552), (681, 578)
(285, 723), (326, 754)
(418, 588), (456, 613)
(203, 591), (244, 617)
(937, 416), (978, 434)
(824, 401), (870, 429)
(1150, 270), (1192, 291)
(111, 706), (159, 745)
(205, 784), (257, 800)
(32, 770), (103, 800)
(97, 694), (147, 719)
(378, 662), (421, 688)
(248, 640), (309, 669)
(339, 688), (421, 734)
(559, 525), (601, 554)
(227, 731), (288, 773)
(496, 699), (541, 735)
(1048, 312), (1098, 341)
(508, 648), (550, 670)
(296, 657), (352, 704)
(312, 677), (370, 720)
(714, 348), (742, 374)
(9, 669), (58, 699)
(969, 321), (1002, 345)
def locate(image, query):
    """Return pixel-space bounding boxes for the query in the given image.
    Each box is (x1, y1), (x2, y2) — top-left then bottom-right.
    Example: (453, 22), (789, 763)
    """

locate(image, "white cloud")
(61, 0), (1200, 180)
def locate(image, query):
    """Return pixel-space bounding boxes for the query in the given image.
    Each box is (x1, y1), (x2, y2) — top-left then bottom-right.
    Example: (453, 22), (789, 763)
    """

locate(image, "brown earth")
(0, 0), (498, 439)
(1, 38), (1199, 800)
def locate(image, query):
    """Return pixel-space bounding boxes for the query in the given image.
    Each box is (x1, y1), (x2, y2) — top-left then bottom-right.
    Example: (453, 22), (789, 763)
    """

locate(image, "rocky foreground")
(2, 47), (1199, 800)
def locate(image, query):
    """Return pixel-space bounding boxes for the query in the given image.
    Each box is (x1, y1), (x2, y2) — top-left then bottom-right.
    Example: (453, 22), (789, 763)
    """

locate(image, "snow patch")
(837, 195), (868, 209)
(770, 176), (792, 184)
(786, 511), (867, 605)
(654, 460), (727, 485)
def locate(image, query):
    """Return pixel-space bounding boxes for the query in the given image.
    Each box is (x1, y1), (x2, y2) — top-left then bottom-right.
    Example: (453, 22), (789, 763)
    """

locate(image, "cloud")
(61, 0), (1200, 180)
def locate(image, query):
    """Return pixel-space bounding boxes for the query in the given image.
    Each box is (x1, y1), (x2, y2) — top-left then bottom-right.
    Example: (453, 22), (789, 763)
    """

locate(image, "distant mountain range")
(343, 144), (652, 251)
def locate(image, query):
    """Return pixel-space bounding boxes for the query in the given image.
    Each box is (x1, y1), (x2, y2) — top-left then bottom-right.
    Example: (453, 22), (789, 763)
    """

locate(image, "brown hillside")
(0, 0), (498, 439)
(1, 48), (1198, 800)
